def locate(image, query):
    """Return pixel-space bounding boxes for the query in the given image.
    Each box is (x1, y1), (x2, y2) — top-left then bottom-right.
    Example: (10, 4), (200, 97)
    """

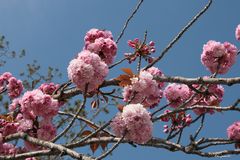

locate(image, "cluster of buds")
(125, 38), (156, 63)
(161, 110), (192, 133)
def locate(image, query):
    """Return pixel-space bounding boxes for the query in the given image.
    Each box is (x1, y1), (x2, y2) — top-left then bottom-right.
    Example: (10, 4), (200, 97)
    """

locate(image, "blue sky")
(0, 0), (240, 159)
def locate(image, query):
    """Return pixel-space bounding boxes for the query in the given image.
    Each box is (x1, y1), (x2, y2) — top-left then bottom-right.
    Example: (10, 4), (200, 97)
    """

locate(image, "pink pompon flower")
(236, 24), (240, 41)
(123, 67), (163, 108)
(68, 50), (109, 92)
(190, 81), (224, 115)
(84, 28), (113, 44)
(20, 89), (59, 119)
(164, 83), (191, 108)
(1, 72), (12, 81)
(227, 121), (240, 141)
(85, 37), (117, 65)
(84, 28), (117, 65)
(7, 77), (23, 99)
(0, 143), (18, 155)
(0, 72), (13, 92)
(201, 40), (237, 74)
(37, 120), (56, 141)
(39, 82), (59, 95)
(227, 121), (240, 148)
(111, 104), (153, 144)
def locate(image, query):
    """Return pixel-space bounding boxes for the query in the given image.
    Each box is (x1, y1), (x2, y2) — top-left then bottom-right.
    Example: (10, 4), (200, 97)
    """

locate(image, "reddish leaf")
(0, 114), (14, 122)
(81, 130), (92, 137)
(99, 132), (109, 151)
(90, 143), (99, 153)
(85, 122), (98, 130)
(115, 74), (132, 87)
(121, 68), (133, 76)
(117, 104), (124, 112)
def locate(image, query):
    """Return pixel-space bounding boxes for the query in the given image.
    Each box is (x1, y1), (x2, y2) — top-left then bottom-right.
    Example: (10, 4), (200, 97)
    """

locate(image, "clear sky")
(0, 0), (240, 159)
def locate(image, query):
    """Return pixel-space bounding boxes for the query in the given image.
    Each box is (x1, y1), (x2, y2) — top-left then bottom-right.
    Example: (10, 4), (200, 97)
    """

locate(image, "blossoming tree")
(1, 0), (240, 159)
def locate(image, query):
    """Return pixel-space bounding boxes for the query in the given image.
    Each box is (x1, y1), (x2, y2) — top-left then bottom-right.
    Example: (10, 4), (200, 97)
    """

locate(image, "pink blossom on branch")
(7, 77), (23, 99)
(227, 121), (240, 148)
(111, 104), (153, 144)
(20, 89), (59, 119)
(190, 82), (224, 115)
(67, 50), (109, 92)
(236, 24), (240, 41)
(123, 67), (163, 108)
(201, 40), (237, 74)
(84, 28), (117, 65)
(164, 83), (191, 108)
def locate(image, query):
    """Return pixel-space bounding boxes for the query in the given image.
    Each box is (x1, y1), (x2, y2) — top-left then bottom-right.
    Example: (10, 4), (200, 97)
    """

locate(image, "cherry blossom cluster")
(0, 72), (23, 99)
(236, 24), (240, 41)
(161, 110), (192, 133)
(68, 50), (109, 92)
(191, 82), (224, 115)
(125, 38), (156, 63)
(68, 28), (116, 92)
(122, 67), (164, 108)
(227, 121), (240, 148)
(0, 81), (61, 154)
(201, 40), (237, 74)
(110, 103), (152, 144)
(84, 28), (117, 65)
(164, 83), (191, 108)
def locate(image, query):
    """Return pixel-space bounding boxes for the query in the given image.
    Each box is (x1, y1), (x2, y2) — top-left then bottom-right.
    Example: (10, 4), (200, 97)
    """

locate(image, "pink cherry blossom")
(227, 121), (240, 142)
(235, 24), (240, 41)
(111, 104), (153, 144)
(190, 81), (224, 115)
(37, 120), (56, 141)
(20, 89), (59, 119)
(84, 28), (117, 65)
(164, 83), (191, 108)
(7, 77), (23, 99)
(39, 82), (60, 95)
(123, 67), (163, 108)
(201, 40), (237, 74)
(85, 37), (117, 65)
(68, 50), (109, 92)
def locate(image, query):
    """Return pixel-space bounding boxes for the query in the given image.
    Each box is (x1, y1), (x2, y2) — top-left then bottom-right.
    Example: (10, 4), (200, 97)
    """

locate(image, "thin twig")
(144, 0), (213, 70)
(52, 84), (89, 142)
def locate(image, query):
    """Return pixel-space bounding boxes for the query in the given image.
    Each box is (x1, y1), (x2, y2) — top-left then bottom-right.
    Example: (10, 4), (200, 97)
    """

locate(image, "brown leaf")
(121, 68), (133, 76)
(99, 132), (109, 151)
(85, 121), (99, 130)
(81, 130), (92, 137)
(90, 143), (99, 153)
(117, 104), (124, 112)
(115, 74), (132, 87)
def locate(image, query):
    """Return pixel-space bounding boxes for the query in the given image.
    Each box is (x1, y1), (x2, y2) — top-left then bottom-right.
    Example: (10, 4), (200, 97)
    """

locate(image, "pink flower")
(0, 72), (13, 92)
(123, 68), (163, 108)
(1, 72), (12, 81)
(20, 89), (59, 119)
(39, 82), (59, 95)
(84, 28), (113, 44)
(7, 77), (23, 98)
(111, 104), (153, 144)
(190, 80), (224, 115)
(235, 24), (240, 41)
(0, 143), (18, 155)
(227, 121), (240, 141)
(164, 83), (191, 108)
(37, 120), (56, 141)
(68, 50), (109, 92)
(85, 37), (117, 65)
(84, 28), (117, 65)
(201, 40), (237, 74)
